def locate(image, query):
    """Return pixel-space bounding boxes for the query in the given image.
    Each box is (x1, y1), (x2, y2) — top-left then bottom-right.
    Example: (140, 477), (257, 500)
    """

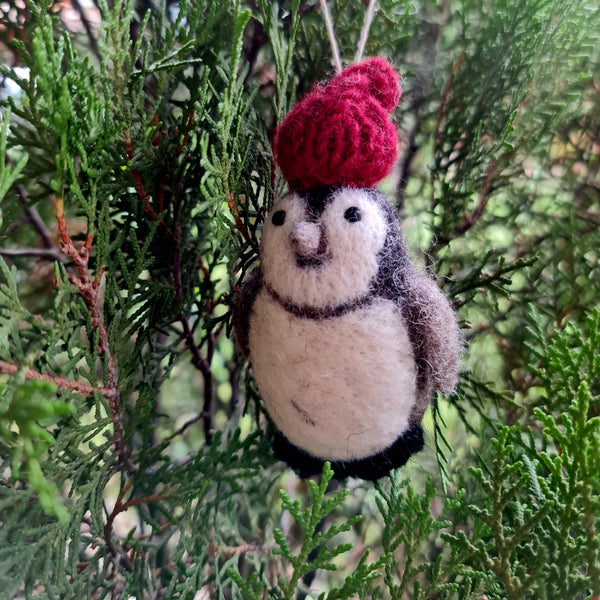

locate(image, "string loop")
(319, 0), (378, 71)
(319, 0), (342, 73)
(355, 0), (377, 64)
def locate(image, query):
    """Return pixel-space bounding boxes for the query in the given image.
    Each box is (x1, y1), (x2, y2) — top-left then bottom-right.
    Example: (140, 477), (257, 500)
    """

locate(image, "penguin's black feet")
(273, 425), (425, 481)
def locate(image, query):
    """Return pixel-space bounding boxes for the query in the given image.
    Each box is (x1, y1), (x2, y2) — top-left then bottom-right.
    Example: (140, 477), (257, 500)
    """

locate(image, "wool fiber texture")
(233, 58), (461, 479)
(274, 58), (401, 191)
(249, 290), (417, 461)
(233, 186), (461, 477)
(273, 424), (425, 480)
(261, 188), (388, 309)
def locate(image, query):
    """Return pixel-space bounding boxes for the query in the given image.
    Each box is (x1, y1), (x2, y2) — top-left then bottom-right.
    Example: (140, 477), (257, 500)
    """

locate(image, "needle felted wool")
(274, 58), (401, 191)
(232, 59), (461, 481)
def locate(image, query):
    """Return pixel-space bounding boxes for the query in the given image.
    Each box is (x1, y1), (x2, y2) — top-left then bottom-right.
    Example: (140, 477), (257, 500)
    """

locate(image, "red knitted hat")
(274, 58), (401, 191)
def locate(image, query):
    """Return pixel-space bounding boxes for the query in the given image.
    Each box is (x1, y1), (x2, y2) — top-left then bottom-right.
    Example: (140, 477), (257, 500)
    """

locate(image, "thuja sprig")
(465, 426), (554, 599)
(375, 474), (453, 599)
(525, 307), (600, 412)
(228, 570), (266, 600)
(535, 381), (600, 595)
(0, 378), (73, 522)
(320, 550), (390, 600)
(257, 0), (301, 123)
(0, 109), (27, 205)
(273, 463), (361, 599)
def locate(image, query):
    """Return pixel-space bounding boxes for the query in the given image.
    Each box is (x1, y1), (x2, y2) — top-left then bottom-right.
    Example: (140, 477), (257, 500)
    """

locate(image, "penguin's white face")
(260, 187), (388, 308)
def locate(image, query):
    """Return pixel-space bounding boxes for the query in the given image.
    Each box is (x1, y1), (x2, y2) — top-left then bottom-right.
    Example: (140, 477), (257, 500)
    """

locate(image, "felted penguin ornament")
(233, 58), (461, 480)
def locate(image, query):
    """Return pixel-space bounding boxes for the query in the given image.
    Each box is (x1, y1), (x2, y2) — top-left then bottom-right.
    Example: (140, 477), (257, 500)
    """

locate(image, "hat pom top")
(274, 58), (402, 192)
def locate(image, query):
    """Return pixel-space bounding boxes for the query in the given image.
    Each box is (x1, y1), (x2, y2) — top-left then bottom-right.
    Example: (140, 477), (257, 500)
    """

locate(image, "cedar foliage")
(0, 0), (599, 598)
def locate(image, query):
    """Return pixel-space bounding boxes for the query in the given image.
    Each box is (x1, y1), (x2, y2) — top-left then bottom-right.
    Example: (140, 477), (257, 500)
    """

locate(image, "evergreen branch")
(124, 126), (174, 238)
(0, 247), (62, 260)
(228, 192), (258, 251)
(1, 0), (598, 596)
(173, 186), (215, 444)
(0, 118), (27, 203)
(440, 159), (496, 245)
(4, 154), (56, 253)
(433, 51), (466, 153)
(273, 463), (360, 599)
(70, 0), (102, 61)
(53, 193), (129, 470)
(0, 359), (109, 397)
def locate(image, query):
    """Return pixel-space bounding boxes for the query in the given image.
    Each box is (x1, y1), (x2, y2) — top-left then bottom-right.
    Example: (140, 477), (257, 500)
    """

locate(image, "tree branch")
(54, 193), (130, 469)
(172, 186), (215, 445)
(396, 124), (418, 212)
(438, 159), (496, 247)
(6, 156), (57, 252)
(69, 0), (103, 62)
(0, 359), (110, 396)
(0, 247), (62, 260)
(434, 52), (465, 152)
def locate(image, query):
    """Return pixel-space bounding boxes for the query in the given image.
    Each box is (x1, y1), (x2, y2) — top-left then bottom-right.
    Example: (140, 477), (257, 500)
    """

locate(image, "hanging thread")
(320, 0), (379, 70)
(319, 0), (342, 73)
(355, 0), (378, 63)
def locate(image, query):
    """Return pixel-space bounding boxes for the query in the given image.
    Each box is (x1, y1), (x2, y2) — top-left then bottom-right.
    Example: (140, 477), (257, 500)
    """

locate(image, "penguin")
(232, 59), (461, 480)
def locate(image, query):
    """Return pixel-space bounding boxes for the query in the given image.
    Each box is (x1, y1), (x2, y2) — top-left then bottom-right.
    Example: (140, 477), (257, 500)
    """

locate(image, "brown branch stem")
(396, 124), (418, 212)
(433, 159), (497, 250)
(449, 159), (496, 241)
(179, 315), (214, 445)
(172, 187), (214, 445)
(429, 51), (467, 245)
(163, 411), (211, 442)
(0, 247), (63, 260)
(228, 192), (257, 250)
(124, 127), (173, 237)
(54, 194), (129, 469)
(0, 359), (110, 396)
(104, 478), (171, 572)
(6, 156), (57, 252)
(434, 52), (465, 152)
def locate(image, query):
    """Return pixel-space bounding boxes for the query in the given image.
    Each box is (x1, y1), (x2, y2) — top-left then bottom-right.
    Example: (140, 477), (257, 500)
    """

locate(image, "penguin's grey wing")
(231, 267), (263, 358)
(399, 269), (461, 395)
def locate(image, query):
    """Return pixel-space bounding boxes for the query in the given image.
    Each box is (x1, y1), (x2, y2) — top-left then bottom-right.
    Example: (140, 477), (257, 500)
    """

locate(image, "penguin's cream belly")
(248, 290), (417, 461)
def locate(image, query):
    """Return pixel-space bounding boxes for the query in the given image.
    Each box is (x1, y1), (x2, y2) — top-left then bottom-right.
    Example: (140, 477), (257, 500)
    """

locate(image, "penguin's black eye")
(344, 206), (361, 223)
(272, 210), (286, 226)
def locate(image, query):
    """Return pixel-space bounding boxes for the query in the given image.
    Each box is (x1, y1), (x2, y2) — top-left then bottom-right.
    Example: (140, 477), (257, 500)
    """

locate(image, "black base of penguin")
(272, 425), (425, 481)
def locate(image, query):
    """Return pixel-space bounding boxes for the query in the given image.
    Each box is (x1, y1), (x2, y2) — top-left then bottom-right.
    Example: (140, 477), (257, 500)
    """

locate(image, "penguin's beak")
(291, 222), (329, 268)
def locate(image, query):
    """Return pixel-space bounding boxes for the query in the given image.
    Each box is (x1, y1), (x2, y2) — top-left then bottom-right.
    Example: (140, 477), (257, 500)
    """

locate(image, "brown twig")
(104, 479), (171, 556)
(242, 18), (267, 87)
(54, 193), (129, 469)
(433, 159), (497, 250)
(0, 359), (110, 396)
(171, 183), (215, 444)
(5, 155), (57, 252)
(179, 316), (214, 445)
(396, 124), (418, 212)
(449, 159), (496, 239)
(124, 128), (173, 237)
(163, 410), (211, 442)
(0, 247), (63, 260)
(103, 479), (171, 573)
(69, 0), (102, 62)
(434, 52), (465, 152)
(222, 543), (274, 559)
(228, 192), (258, 250)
